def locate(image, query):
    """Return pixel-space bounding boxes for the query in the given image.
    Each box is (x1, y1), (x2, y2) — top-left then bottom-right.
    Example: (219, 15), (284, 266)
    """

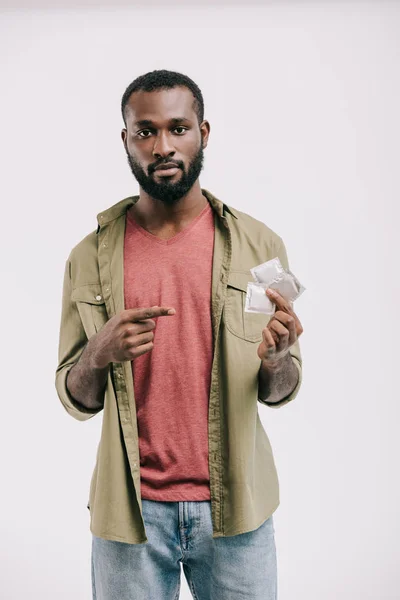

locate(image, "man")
(55, 69), (303, 600)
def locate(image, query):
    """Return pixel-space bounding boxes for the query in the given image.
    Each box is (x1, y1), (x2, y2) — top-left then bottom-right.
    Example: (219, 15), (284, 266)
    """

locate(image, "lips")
(153, 164), (180, 177)
(154, 163), (179, 171)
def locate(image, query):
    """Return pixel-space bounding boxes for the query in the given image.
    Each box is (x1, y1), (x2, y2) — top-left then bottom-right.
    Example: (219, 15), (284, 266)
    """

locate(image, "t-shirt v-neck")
(126, 201), (212, 246)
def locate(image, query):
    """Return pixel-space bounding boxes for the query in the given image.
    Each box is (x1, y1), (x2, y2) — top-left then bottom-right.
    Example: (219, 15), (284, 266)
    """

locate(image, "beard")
(125, 141), (205, 206)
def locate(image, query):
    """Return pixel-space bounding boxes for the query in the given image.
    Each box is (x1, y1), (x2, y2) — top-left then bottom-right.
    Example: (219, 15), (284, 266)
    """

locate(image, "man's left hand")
(257, 288), (304, 369)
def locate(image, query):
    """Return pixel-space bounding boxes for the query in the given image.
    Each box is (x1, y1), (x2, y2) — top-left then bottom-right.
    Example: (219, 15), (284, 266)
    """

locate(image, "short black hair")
(121, 69), (204, 128)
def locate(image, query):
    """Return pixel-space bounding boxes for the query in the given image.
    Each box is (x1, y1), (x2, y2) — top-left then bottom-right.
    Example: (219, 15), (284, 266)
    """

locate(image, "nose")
(152, 131), (176, 160)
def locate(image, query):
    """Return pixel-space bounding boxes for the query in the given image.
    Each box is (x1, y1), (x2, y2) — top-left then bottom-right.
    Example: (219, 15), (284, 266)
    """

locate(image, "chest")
(123, 224), (215, 309)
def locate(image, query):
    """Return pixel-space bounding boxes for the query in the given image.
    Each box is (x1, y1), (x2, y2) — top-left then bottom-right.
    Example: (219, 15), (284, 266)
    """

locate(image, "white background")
(0, 1), (399, 598)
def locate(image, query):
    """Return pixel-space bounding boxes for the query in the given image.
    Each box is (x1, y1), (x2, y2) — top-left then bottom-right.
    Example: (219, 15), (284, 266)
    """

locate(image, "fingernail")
(167, 309), (176, 315)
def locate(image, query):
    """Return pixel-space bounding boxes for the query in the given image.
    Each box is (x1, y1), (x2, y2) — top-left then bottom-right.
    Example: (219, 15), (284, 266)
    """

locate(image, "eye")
(137, 129), (152, 138)
(174, 127), (187, 135)
(137, 126), (188, 139)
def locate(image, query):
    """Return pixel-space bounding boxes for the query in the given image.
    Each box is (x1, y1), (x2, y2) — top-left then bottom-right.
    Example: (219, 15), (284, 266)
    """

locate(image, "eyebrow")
(134, 117), (191, 128)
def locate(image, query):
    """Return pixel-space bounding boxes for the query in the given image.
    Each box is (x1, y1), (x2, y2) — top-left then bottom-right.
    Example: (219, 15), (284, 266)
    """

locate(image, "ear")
(200, 120), (210, 149)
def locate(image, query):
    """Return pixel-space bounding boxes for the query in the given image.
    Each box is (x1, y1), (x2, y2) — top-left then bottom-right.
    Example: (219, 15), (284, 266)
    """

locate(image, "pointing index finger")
(127, 306), (176, 322)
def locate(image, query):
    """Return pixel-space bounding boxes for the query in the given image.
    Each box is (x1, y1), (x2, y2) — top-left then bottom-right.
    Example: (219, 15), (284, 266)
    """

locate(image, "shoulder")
(226, 204), (284, 252)
(66, 230), (99, 286)
(66, 196), (135, 272)
(68, 230), (98, 263)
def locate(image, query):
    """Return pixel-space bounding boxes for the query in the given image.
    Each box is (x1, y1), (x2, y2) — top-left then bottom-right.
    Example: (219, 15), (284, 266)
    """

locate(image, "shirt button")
(95, 294), (102, 301)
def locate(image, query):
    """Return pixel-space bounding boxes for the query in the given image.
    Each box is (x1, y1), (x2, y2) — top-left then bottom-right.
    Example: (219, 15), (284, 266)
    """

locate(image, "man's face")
(121, 87), (209, 205)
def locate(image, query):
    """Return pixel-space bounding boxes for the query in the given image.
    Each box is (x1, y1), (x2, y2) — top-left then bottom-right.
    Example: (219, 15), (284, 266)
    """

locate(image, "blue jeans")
(91, 499), (277, 600)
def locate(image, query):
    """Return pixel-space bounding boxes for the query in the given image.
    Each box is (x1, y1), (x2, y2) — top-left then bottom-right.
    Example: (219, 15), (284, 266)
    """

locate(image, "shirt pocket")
(71, 284), (109, 338)
(224, 270), (272, 343)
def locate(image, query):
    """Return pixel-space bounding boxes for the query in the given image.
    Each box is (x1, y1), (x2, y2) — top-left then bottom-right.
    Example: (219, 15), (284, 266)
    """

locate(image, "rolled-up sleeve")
(260, 236), (303, 409)
(55, 257), (102, 421)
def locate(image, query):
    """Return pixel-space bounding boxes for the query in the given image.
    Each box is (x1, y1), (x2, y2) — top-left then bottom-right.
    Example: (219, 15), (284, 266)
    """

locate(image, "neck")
(130, 181), (207, 230)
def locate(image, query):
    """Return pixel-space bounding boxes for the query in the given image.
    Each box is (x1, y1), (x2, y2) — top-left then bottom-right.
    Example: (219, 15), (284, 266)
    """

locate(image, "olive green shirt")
(55, 188), (303, 544)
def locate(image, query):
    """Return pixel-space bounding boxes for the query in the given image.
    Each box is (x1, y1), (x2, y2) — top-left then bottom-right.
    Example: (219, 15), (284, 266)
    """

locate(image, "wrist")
(261, 350), (290, 373)
(88, 334), (110, 370)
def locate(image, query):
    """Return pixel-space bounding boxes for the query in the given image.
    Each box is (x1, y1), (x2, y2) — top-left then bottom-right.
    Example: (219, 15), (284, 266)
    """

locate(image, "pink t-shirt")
(124, 200), (215, 501)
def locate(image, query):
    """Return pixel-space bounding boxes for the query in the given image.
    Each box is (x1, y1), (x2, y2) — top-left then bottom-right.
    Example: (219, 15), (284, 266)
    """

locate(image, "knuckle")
(123, 339), (133, 352)
(123, 325), (134, 338)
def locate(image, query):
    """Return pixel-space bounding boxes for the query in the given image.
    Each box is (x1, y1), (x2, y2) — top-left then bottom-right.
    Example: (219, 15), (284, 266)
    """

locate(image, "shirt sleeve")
(258, 236), (303, 409)
(55, 257), (103, 421)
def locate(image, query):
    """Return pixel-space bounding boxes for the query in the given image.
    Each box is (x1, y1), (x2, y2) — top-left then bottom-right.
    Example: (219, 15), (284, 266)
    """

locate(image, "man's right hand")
(90, 306), (176, 369)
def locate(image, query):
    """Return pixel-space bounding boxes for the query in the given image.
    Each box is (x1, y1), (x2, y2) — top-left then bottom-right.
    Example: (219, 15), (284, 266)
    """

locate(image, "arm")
(55, 257), (176, 420)
(55, 257), (106, 420)
(257, 236), (303, 408)
(65, 337), (109, 411)
(258, 350), (301, 406)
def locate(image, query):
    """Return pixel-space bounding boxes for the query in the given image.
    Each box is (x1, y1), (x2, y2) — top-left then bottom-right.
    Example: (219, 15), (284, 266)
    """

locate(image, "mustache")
(126, 151), (185, 174)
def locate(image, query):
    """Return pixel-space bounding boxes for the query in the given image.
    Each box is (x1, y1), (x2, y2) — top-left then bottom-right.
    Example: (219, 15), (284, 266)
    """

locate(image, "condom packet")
(250, 257), (285, 285)
(245, 282), (275, 315)
(245, 257), (306, 314)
